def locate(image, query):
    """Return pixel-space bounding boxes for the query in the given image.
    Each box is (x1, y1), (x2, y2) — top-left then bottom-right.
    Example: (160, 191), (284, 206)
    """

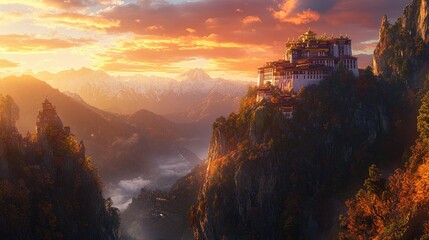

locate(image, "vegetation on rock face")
(0, 95), (119, 240)
(339, 0), (429, 238)
(339, 90), (429, 239)
(191, 65), (415, 239)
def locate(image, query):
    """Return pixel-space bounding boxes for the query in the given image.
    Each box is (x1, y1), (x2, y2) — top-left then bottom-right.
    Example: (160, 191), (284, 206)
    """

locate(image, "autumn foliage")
(340, 92), (429, 239)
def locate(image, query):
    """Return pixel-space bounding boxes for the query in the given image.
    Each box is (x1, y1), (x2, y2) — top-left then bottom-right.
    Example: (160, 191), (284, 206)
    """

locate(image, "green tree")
(364, 164), (386, 196)
(417, 91), (429, 143)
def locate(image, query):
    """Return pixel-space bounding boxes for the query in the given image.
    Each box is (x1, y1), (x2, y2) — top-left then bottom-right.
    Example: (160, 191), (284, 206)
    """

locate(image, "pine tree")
(364, 164), (386, 196)
(417, 91), (429, 143)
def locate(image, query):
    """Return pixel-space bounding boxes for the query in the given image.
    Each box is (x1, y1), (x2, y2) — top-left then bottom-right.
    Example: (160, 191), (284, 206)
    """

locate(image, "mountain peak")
(176, 68), (212, 82)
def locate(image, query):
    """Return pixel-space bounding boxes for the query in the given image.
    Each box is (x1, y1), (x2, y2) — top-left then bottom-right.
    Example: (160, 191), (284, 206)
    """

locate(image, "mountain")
(35, 68), (251, 116)
(373, 0), (429, 89)
(0, 75), (201, 209)
(126, 109), (180, 139)
(177, 68), (212, 82)
(191, 66), (415, 239)
(164, 91), (241, 124)
(0, 95), (119, 239)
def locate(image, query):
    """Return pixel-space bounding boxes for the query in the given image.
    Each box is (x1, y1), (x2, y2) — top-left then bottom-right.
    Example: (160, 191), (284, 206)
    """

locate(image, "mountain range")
(35, 68), (251, 117)
(34, 68), (250, 159)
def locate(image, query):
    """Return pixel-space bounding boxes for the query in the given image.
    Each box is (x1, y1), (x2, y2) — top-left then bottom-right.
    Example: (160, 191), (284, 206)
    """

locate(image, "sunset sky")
(0, 0), (406, 80)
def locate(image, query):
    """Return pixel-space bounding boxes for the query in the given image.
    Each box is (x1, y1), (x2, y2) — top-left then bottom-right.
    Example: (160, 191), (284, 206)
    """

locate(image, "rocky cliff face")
(373, 0), (429, 88)
(192, 68), (414, 239)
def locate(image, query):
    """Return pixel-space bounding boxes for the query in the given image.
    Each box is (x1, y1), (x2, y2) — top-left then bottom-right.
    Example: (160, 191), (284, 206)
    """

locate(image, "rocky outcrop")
(373, 0), (429, 88)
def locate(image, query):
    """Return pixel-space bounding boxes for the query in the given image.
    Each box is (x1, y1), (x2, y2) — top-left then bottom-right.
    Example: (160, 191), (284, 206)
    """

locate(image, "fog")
(105, 154), (204, 211)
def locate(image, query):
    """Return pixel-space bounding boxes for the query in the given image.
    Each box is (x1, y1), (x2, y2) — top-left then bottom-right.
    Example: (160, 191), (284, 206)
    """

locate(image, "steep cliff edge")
(192, 68), (415, 239)
(373, 0), (429, 88)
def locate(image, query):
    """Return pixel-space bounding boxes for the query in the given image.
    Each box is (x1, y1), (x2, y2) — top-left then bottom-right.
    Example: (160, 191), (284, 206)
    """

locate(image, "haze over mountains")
(35, 67), (251, 158)
(35, 68), (250, 117)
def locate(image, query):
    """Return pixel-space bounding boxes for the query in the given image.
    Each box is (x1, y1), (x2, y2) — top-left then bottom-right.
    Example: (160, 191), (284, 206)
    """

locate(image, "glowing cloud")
(94, 35), (274, 75)
(0, 59), (19, 68)
(40, 13), (120, 31)
(0, 34), (94, 52)
(0, 12), (24, 25)
(145, 25), (165, 31)
(41, 0), (122, 9)
(242, 16), (262, 24)
(186, 28), (196, 34)
(272, 0), (320, 25)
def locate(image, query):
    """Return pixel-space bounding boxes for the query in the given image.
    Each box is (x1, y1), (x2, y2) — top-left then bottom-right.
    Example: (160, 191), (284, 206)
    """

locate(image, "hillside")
(0, 95), (119, 239)
(0, 75), (201, 208)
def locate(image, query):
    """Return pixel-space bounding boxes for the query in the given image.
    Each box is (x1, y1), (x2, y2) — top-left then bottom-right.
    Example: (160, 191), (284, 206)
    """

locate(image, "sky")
(0, 0), (406, 80)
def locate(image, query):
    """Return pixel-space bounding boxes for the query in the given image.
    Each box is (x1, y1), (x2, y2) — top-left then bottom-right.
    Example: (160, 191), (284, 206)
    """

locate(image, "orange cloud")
(186, 28), (196, 34)
(210, 57), (268, 75)
(280, 9), (320, 24)
(0, 59), (19, 68)
(145, 25), (165, 31)
(0, 34), (94, 52)
(41, 0), (122, 9)
(40, 12), (120, 31)
(205, 18), (217, 25)
(272, 0), (320, 25)
(273, 0), (297, 18)
(242, 16), (261, 24)
(0, 12), (24, 25)
(95, 35), (274, 74)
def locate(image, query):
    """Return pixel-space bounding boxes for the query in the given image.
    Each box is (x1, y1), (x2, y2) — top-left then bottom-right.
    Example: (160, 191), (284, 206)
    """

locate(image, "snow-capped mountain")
(35, 68), (252, 116)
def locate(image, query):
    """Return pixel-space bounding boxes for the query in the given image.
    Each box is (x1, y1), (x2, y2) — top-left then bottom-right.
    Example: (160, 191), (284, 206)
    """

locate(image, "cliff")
(373, 0), (429, 88)
(0, 95), (119, 239)
(191, 67), (415, 239)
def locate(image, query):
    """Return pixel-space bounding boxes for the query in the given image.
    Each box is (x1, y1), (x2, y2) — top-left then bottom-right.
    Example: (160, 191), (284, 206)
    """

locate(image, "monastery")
(256, 30), (359, 118)
(257, 30), (359, 95)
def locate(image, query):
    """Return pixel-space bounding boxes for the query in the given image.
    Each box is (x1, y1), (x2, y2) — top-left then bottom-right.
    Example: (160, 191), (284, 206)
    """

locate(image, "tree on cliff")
(418, 91), (429, 142)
